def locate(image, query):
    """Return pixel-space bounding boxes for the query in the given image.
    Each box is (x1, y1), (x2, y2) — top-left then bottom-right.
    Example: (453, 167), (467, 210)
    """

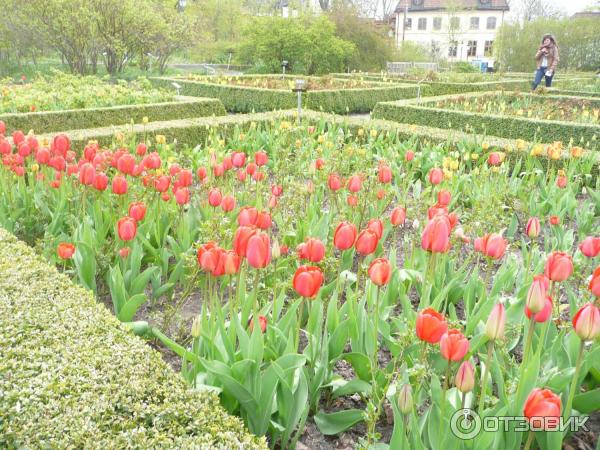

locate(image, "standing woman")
(532, 34), (559, 90)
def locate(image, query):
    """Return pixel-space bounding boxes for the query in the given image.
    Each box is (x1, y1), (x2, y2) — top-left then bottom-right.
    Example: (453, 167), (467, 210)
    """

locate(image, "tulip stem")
(523, 430), (535, 450)
(478, 340), (494, 414)
(522, 316), (537, 368)
(372, 286), (380, 372)
(563, 340), (585, 422)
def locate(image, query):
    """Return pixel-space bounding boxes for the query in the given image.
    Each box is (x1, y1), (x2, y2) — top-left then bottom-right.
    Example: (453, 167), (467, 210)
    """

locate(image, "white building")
(278, 0), (322, 17)
(393, 0), (509, 65)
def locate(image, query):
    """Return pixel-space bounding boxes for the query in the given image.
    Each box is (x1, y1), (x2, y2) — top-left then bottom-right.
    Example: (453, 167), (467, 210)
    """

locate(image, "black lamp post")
(292, 79), (307, 122)
(281, 60), (289, 78)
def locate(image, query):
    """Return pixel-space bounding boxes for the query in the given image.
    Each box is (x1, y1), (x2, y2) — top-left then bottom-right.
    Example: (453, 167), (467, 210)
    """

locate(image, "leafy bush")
(0, 229), (265, 449)
(451, 61), (480, 73)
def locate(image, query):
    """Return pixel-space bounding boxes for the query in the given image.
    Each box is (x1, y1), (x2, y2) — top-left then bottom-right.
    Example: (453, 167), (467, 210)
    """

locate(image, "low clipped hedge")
(331, 73), (531, 96)
(547, 88), (600, 98)
(151, 77), (423, 114)
(373, 91), (600, 150)
(0, 96), (226, 134)
(0, 229), (266, 449)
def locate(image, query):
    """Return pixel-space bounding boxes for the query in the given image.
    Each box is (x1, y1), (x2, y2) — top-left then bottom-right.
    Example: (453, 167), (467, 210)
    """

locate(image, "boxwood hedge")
(151, 77), (423, 114)
(0, 96), (226, 134)
(0, 229), (266, 449)
(372, 92), (600, 150)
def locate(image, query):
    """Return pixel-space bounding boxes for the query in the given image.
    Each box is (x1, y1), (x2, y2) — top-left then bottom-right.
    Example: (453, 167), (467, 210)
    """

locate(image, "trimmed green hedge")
(547, 88), (600, 98)
(151, 77), (423, 114)
(0, 97), (226, 134)
(331, 73), (531, 96)
(0, 229), (266, 449)
(372, 92), (600, 150)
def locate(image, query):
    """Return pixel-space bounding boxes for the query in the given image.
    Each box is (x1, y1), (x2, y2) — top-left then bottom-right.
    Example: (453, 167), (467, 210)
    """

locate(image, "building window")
(486, 17), (497, 29)
(467, 40), (477, 57)
(470, 17), (479, 29)
(418, 18), (427, 30)
(484, 40), (493, 56)
(433, 17), (442, 30)
(450, 17), (460, 30)
(405, 18), (412, 30)
(448, 41), (458, 57)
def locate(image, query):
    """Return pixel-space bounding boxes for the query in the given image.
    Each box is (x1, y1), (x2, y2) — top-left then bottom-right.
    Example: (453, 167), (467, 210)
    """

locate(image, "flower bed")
(0, 72), (173, 114)
(373, 92), (600, 150)
(151, 75), (422, 113)
(1, 117), (599, 449)
(0, 228), (265, 449)
(0, 96), (226, 134)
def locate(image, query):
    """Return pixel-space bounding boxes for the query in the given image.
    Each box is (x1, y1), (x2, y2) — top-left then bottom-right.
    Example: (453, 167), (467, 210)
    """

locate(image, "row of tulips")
(1, 117), (599, 449)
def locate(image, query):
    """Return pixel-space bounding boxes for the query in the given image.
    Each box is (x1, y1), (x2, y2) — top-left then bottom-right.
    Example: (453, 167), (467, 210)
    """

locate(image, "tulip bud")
(191, 315), (201, 338)
(398, 384), (413, 415)
(485, 303), (506, 341)
(455, 361), (475, 393)
(526, 275), (549, 314)
(572, 303), (600, 341)
(526, 217), (541, 238)
(271, 239), (281, 260)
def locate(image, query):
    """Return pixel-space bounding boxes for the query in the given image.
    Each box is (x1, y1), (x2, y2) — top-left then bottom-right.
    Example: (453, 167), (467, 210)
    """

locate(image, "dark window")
(433, 17), (442, 30)
(450, 17), (460, 30)
(470, 17), (479, 29)
(418, 18), (427, 30)
(467, 40), (477, 57)
(448, 42), (458, 57)
(486, 17), (497, 29)
(405, 18), (412, 30)
(484, 40), (493, 56)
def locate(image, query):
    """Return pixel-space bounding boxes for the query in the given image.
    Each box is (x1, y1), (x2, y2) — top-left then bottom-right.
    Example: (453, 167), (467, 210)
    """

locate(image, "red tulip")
(248, 315), (267, 333)
(589, 266), (600, 297)
(221, 195), (236, 212)
(487, 152), (501, 166)
(0, 139), (12, 155)
(117, 217), (137, 241)
(232, 152), (246, 167)
(579, 237), (600, 258)
(237, 169), (247, 182)
(347, 195), (358, 207)
(17, 143), (31, 157)
(245, 162), (257, 175)
(12, 130), (25, 145)
(233, 226), (257, 257)
(378, 165), (392, 184)
(255, 151), (268, 166)
(455, 361), (475, 393)
(213, 164), (224, 178)
(523, 388), (561, 430)
(572, 303), (600, 341)
(526, 295), (553, 322)
(175, 187), (190, 205)
(549, 215), (560, 226)
(347, 175), (362, 192)
(178, 169), (193, 187)
(428, 167), (443, 185)
(255, 211), (272, 229)
(544, 252), (573, 282)
(271, 184), (283, 197)
(197, 166), (207, 180)
(293, 265), (324, 298)
(315, 158), (325, 170)
(367, 219), (384, 240)
(119, 247), (130, 258)
(128, 202), (146, 221)
(222, 250), (241, 275)
(208, 188), (222, 207)
(93, 172), (108, 191)
(556, 176), (567, 189)
(478, 233), (507, 259)
(78, 163), (96, 185)
(416, 308), (448, 344)
(117, 153), (136, 175)
(440, 329), (469, 361)
(368, 258), (391, 286)
(136, 143), (147, 156)
(355, 229), (379, 255)
(246, 232), (271, 268)
(268, 195), (278, 209)
(52, 134), (70, 155)
(238, 206), (258, 226)
(334, 222), (357, 250)
(297, 237), (325, 263)
(328, 174), (343, 191)
(154, 175), (170, 193)
(197, 242), (221, 273)
(390, 207), (406, 226)
(437, 190), (451, 207)
(112, 175), (128, 195)
(222, 156), (233, 171)
(405, 150), (415, 161)
(0, 120), (5, 135)
(57, 243), (75, 260)
(421, 215), (451, 253)
(526, 217), (541, 238)
(143, 152), (161, 170)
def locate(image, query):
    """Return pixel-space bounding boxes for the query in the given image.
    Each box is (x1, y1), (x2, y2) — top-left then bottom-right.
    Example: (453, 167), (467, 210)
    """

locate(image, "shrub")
(0, 228), (266, 449)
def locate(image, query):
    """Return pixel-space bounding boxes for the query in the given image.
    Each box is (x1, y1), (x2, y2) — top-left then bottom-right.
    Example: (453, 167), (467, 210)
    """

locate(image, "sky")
(551, 0), (596, 14)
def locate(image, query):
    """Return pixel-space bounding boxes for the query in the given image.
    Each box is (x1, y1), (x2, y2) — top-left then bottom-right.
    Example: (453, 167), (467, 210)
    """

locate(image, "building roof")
(571, 11), (600, 18)
(394, 0), (509, 12)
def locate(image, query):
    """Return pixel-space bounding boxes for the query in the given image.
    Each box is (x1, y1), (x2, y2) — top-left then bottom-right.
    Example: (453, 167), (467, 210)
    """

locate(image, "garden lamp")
(292, 79), (307, 122)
